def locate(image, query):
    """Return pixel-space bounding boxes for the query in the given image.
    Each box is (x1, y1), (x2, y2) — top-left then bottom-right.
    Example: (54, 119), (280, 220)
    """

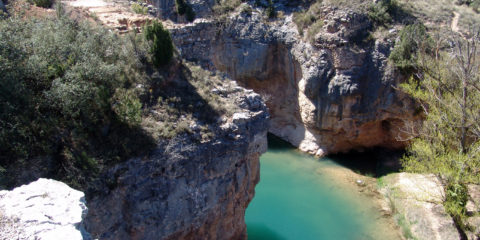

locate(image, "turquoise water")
(245, 144), (397, 240)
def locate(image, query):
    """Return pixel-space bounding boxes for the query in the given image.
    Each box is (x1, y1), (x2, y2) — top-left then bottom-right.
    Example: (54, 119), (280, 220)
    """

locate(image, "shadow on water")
(267, 133), (296, 150)
(267, 133), (403, 177)
(247, 223), (287, 240)
(328, 148), (404, 178)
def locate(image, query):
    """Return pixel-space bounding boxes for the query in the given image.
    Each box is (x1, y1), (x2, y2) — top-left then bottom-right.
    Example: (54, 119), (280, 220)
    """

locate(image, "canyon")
(1, 0), (479, 239)
(164, 1), (418, 157)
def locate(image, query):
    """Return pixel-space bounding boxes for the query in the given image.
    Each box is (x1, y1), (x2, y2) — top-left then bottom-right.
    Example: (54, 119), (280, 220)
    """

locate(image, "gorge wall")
(84, 86), (269, 239)
(166, 2), (419, 156)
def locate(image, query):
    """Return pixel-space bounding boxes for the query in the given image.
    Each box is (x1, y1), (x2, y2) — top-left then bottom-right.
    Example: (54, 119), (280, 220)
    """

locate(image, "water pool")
(245, 142), (400, 240)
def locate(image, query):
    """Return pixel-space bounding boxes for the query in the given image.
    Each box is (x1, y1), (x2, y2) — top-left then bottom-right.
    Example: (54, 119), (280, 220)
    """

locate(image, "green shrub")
(175, 0), (195, 22)
(471, 0), (480, 13)
(367, 0), (398, 27)
(293, 11), (315, 35)
(185, 6), (195, 22)
(306, 20), (323, 42)
(240, 4), (252, 15)
(0, 10), (154, 189)
(293, 1), (322, 36)
(445, 182), (469, 231)
(113, 89), (142, 125)
(144, 20), (174, 67)
(266, 0), (276, 18)
(456, 0), (480, 12)
(212, 0), (242, 15)
(389, 23), (431, 73)
(131, 3), (148, 15)
(30, 0), (54, 8)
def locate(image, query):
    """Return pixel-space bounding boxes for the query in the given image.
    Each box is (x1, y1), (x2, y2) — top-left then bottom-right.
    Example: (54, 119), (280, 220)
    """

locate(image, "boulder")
(0, 178), (90, 240)
(380, 173), (461, 240)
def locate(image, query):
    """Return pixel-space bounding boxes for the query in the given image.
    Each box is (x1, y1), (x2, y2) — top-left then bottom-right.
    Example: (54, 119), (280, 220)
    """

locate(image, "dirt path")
(451, 11), (460, 33)
(62, 0), (154, 33)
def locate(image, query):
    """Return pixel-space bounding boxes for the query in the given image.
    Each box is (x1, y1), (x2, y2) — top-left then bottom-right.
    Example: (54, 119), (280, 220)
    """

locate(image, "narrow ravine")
(245, 138), (402, 240)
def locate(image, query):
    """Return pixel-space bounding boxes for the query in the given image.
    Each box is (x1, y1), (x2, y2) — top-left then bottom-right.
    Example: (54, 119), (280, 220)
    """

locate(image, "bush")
(306, 20), (323, 42)
(144, 20), (174, 67)
(400, 35), (480, 232)
(266, 0), (276, 18)
(456, 0), (480, 12)
(293, 11), (315, 35)
(113, 89), (142, 125)
(0, 10), (154, 189)
(445, 182), (468, 230)
(212, 0), (242, 16)
(471, 0), (480, 13)
(175, 0), (195, 22)
(30, 0), (54, 8)
(131, 3), (148, 15)
(367, 0), (398, 27)
(389, 23), (431, 73)
(293, 1), (322, 36)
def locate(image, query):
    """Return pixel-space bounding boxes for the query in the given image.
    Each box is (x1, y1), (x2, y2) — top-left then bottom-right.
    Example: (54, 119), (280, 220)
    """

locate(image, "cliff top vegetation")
(0, 1), (240, 191)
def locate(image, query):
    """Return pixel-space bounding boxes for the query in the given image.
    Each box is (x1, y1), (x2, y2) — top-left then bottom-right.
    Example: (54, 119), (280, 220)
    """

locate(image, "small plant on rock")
(131, 3), (148, 15)
(265, 0), (276, 19)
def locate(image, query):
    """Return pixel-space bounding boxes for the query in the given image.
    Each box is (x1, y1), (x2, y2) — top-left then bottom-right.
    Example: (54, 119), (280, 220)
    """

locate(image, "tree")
(144, 20), (174, 67)
(0, 9), (153, 189)
(400, 32), (480, 228)
(175, 0), (195, 22)
(389, 23), (432, 74)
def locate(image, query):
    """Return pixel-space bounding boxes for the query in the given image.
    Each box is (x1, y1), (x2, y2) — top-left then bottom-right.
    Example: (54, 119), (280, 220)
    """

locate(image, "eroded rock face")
(167, 5), (418, 156)
(84, 88), (269, 239)
(0, 178), (90, 240)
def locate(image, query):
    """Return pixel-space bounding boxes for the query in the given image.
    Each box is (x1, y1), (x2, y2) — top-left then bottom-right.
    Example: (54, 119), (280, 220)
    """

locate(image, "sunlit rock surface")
(166, 5), (418, 156)
(380, 173), (461, 240)
(0, 178), (90, 240)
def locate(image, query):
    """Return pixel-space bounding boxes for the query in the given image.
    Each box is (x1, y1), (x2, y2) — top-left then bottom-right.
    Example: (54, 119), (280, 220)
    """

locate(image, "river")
(245, 137), (401, 240)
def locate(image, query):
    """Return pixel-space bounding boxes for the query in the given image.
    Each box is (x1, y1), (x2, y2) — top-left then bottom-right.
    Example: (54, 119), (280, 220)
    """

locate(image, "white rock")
(0, 178), (90, 240)
(315, 148), (325, 157)
(232, 112), (250, 124)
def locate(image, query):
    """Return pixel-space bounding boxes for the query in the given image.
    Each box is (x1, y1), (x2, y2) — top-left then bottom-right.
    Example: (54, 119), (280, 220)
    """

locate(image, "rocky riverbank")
(379, 173), (480, 240)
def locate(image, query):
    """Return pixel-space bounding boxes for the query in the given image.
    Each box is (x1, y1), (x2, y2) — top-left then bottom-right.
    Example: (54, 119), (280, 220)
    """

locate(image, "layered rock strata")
(166, 3), (418, 156)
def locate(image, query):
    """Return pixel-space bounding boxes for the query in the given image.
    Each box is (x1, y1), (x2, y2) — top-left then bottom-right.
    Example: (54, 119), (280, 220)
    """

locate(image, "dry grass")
(212, 0), (243, 16)
(398, 0), (480, 33)
(141, 62), (241, 141)
(293, 1), (325, 41)
(322, 0), (370, 10)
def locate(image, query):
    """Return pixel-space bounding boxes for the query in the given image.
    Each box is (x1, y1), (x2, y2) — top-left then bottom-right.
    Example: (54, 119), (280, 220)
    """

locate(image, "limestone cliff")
(84, 86), (269, 239)
(165, 2), (418, 156)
